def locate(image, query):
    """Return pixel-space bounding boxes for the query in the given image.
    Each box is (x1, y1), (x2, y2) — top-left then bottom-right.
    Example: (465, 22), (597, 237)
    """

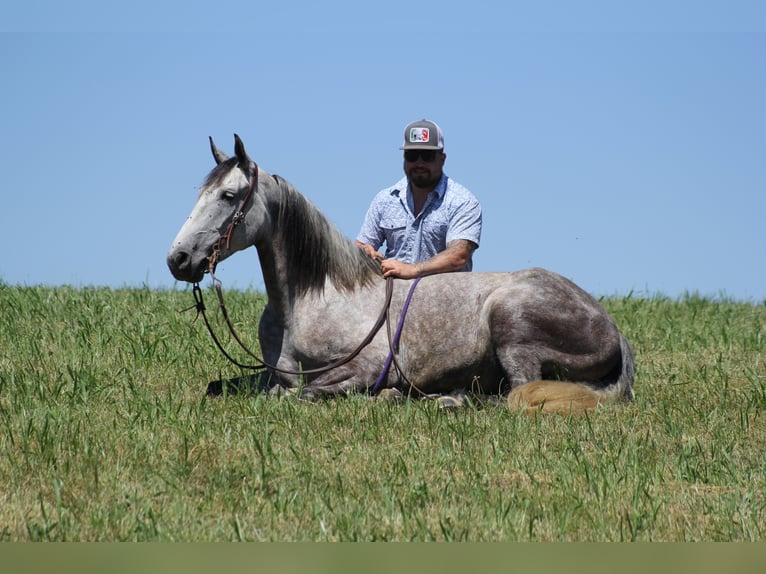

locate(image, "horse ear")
(233, 133), (251, 168)
(209, 136), (229, 165)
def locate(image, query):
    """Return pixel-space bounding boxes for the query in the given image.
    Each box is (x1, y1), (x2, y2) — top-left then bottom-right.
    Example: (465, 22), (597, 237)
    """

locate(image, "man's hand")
(380, 259), (420, 279)
(354, 240), (384, 261)
(356, 239), (477, 279)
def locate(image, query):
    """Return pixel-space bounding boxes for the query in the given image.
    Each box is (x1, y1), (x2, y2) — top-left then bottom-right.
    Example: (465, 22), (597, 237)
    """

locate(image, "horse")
(167, 134), (635, 413)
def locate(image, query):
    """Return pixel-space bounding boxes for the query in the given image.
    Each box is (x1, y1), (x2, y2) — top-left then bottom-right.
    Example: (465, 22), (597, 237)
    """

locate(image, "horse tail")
(507, 332), (635, 415)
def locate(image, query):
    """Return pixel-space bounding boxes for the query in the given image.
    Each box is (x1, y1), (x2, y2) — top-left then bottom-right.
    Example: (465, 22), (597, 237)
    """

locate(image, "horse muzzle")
(167, 247), (208, 283)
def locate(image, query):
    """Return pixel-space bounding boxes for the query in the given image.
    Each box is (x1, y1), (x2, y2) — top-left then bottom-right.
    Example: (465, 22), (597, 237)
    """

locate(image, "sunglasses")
(404, 149), (440, 163)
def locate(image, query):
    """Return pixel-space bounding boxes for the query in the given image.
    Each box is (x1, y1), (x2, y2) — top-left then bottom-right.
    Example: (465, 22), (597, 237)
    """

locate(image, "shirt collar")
(391, 173), (448, 199)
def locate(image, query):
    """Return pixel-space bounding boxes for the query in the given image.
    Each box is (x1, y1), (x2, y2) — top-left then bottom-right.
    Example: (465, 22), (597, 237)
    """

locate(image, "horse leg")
(205, 371), (276, 396)
(298, 365), (370, 400)
(493, 344), (544, 389)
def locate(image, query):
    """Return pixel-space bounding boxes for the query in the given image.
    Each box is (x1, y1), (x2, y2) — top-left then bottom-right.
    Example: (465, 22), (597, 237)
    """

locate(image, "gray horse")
(167, 135), (635, 413)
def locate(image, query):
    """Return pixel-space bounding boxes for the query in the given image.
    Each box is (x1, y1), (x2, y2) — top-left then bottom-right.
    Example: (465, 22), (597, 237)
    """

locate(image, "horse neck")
(253, 175), (381, 319)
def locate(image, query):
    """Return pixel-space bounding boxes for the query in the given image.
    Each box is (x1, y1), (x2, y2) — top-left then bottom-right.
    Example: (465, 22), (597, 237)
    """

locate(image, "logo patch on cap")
(409, 127), (431, 143)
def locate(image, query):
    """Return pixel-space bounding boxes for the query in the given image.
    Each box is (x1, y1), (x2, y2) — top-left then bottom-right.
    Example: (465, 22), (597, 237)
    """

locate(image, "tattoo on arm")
(446, 239), (477, 257)
(416, 240), (477, 276)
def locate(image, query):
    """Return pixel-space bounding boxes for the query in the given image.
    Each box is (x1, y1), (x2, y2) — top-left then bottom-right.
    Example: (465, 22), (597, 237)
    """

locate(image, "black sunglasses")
(404, 149), (440, 163)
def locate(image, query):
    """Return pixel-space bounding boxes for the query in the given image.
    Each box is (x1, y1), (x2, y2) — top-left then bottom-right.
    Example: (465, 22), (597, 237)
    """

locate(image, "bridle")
(188, 161), (424, 395)
(207, 161), (260, 274)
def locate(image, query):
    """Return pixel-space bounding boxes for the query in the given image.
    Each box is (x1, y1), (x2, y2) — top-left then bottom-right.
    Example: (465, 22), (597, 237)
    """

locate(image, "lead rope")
(191, 283), (264, 371)
(372, 277), (422, 395)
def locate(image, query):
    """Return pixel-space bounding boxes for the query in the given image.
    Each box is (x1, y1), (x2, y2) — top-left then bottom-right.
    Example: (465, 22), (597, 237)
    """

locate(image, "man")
(355, 119), (482, 279)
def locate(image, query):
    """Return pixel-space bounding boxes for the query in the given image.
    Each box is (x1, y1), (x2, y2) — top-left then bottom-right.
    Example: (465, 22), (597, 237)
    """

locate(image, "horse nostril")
(168, 250), (190, 272)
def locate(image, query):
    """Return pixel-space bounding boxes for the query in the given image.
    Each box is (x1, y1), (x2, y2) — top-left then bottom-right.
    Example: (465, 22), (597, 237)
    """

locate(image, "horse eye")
(220, 190), (236, 201)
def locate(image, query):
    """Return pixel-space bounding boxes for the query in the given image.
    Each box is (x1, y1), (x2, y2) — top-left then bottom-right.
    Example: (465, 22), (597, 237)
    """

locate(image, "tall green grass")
(0, 283), (763, 540)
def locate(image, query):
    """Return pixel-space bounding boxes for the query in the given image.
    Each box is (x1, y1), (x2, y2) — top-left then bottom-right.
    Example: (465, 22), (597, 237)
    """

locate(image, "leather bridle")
(207, 161), (260, 275)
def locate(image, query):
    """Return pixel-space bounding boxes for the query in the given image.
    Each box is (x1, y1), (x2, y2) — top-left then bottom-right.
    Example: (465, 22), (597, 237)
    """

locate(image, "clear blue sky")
(2, 2), (765, 301)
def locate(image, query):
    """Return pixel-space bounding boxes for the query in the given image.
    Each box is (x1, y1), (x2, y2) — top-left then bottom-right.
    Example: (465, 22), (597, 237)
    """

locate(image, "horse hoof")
(268, 385), (298, 398)
(376, 388), (404, 402)
(436, 394), (467, 409)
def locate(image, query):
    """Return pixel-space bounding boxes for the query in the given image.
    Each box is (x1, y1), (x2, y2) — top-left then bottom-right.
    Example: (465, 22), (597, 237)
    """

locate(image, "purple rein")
(372, 277), (421, 395)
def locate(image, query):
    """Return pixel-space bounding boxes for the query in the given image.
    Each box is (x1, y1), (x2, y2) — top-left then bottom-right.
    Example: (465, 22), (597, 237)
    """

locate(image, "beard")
(408, 169), (441, 189)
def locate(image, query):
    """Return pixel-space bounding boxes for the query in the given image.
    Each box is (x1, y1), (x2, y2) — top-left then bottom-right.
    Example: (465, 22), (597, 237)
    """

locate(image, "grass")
(0, 282), (764, 541)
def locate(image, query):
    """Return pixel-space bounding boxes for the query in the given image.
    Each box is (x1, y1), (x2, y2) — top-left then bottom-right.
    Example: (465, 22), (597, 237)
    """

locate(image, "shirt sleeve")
(356, 197), (385, 249)
(446, 194), (482, 248)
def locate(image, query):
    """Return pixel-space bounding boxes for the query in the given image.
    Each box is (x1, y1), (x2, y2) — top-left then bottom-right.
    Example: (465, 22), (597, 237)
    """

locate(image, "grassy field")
(0, 282), (764, 541)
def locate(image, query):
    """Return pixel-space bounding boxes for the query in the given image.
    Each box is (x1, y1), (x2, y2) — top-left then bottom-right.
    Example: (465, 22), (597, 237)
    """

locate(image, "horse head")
(167, 134), (267, 283)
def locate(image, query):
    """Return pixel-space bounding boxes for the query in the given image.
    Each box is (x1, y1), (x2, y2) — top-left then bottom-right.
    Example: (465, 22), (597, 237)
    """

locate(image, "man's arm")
(380, 239), (477, 279)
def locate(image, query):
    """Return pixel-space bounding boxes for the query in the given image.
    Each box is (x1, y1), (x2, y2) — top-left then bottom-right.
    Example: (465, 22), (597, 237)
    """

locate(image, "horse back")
(414, 268), (624, 388)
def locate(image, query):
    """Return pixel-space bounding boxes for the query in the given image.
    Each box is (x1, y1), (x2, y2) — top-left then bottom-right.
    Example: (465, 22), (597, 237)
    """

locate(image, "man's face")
(403, 149), (446, 189)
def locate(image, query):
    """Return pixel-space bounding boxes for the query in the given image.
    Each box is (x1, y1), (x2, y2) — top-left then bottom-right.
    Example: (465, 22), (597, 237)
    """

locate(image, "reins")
(188, 159), (424, 394)
(191, 275), (394, 377)
(373, 277), (421, 394)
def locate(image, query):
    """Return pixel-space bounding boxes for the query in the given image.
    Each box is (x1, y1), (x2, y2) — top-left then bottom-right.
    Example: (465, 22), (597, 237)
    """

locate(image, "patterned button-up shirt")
(356, 174), (482, 271)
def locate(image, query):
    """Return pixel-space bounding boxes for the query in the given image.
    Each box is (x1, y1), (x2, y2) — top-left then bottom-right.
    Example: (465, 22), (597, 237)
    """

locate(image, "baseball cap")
(400, 119), (444, 150)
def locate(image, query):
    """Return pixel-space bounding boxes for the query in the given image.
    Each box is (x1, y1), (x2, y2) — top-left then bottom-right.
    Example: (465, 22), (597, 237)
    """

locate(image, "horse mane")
(201, 157), (239, 192)
(267, 174), (382, 296)
(200, 160), (381, 296)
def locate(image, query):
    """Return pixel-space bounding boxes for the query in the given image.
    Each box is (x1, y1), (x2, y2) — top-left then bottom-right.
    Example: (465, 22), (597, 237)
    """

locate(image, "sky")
(2, 1), (765, 302)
